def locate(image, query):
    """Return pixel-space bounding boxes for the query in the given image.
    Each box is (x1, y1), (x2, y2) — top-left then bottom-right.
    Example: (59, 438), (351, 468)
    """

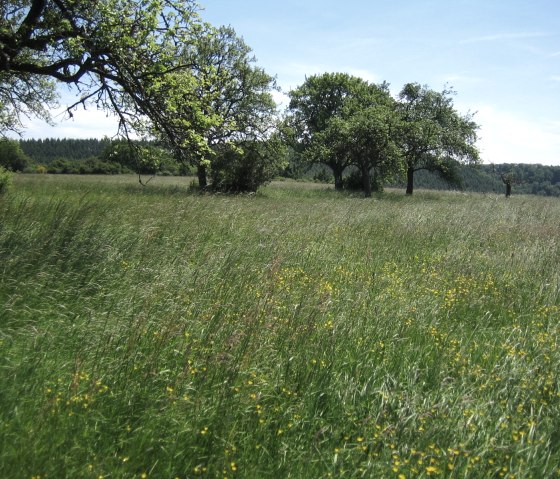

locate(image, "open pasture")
(1, 175), (559, 478)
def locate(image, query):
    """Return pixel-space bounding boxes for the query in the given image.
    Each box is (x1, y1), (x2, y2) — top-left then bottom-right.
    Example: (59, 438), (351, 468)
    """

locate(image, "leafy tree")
(339, 100), (402, 196)
(287, 73), (401, 196)
(0, 138), (30, 171)
(0, 0), (210, 152)
(396, 83), (480, 195)
(287, 73), (363, 190)
(153, 24), (279, 190)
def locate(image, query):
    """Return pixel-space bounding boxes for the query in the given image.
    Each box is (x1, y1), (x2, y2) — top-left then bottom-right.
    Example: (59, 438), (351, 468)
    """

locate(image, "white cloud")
(474, 106), (560, 166)
(460, 31), (550, 45)
(20, 106), (120, 139)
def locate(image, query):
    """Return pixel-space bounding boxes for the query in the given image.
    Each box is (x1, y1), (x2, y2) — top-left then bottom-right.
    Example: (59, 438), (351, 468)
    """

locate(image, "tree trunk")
(362, 166), (372, 198)
(406, 167), (414, 195)
(197, 163), (207, 190)
(333, 169), (344, 191)
(505, 181), (512, 198)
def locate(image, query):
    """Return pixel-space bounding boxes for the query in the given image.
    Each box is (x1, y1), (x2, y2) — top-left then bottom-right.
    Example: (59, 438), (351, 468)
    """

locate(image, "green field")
(1, 175), (559, 478)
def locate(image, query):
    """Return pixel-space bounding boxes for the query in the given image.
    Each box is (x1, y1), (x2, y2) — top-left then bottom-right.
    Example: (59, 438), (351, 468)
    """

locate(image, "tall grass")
(1, 175), (559, 478)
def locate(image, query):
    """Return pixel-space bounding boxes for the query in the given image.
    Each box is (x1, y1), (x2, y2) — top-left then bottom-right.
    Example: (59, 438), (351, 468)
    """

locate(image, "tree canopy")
(397, 83), (480, 194)
(287, 73), (402, 195)
(1, 0), (203, 147)
(152, 24), (280, 188)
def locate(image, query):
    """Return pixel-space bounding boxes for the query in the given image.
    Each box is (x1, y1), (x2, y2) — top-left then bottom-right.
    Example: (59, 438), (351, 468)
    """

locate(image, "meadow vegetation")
(1, 175), (559, 478)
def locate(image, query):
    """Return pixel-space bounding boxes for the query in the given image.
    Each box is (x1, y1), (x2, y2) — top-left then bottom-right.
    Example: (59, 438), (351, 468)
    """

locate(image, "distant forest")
(396, 164), (560, 197)
(17, 138), (560, 197)
(20, 138), (111, 163)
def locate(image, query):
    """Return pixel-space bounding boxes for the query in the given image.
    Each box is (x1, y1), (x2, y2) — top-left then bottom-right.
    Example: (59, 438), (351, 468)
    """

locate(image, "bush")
(0, 139), (30, 171)
(343, 169), (384, 192)
(209, 138), (287, 193)
(0, 165), (13, 194)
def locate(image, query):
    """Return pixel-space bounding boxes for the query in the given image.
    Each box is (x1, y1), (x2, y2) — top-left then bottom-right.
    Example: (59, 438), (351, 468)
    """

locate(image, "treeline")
(10, 138), (191, 176)
(395, 163), (560, 197)
(3, 138), (560, 197)
(19, 138), (111, 164)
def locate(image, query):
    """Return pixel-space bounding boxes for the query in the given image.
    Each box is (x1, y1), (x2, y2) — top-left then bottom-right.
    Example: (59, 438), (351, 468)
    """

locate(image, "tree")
(287, 73), (401, 196)
(0, 138), (30, 171)
(337, 96), (402, 197)
(287, 73), (363, 190)
(1, 0), (210, 153)
(153, 24), (279, 190)
(493, 164), (524, 197)
(396, 83), (480, 195)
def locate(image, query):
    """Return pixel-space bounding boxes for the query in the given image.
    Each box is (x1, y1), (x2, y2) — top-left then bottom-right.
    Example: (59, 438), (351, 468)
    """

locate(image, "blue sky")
(22, 0), (560, 165)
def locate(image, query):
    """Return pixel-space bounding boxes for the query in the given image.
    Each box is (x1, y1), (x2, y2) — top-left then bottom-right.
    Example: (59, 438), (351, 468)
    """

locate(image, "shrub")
(209, 138), (287, 193)
(343, 169), (384, 192)
(0, 138), (30, 171)
(0, 165), (13, 193)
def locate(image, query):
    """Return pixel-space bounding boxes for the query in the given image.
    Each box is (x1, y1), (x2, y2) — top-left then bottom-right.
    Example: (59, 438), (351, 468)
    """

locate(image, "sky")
(19, 0), (560, 166)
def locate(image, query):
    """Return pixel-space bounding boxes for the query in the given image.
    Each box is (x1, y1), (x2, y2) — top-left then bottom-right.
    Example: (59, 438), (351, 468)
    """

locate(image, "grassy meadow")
(1, 174), (560, 479)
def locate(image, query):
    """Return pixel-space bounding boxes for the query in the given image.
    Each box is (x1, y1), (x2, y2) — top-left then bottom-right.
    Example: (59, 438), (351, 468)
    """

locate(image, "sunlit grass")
(1, 174), (559, 478)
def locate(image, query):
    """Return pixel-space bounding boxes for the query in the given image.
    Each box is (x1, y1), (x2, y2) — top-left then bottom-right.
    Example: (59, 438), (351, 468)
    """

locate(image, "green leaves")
(396, 83), (480, 193)
(287, 73), (402, 194)
(148, 23), (279, 190)
(1, 0), (204, 144)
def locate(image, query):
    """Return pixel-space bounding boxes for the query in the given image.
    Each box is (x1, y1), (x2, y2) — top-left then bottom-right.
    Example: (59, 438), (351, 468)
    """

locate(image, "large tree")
(336, 85), (402, 197)
(397, 83), (480, 195)
(155, 25), (279, 189)
(0, 0), (207, 151)
(287, 73), (401, 195)
(287, 73), (369, 190)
